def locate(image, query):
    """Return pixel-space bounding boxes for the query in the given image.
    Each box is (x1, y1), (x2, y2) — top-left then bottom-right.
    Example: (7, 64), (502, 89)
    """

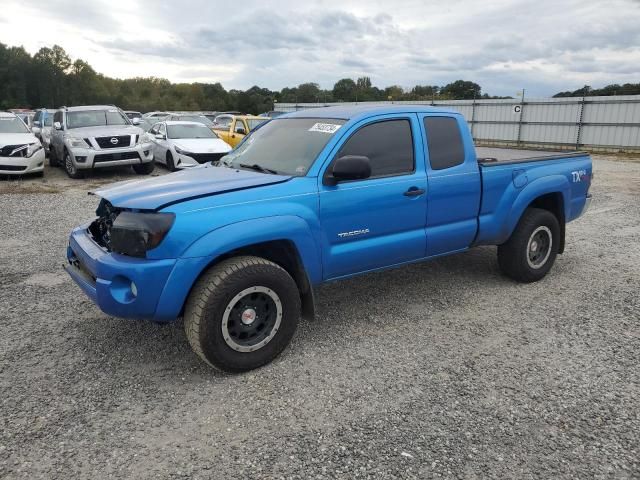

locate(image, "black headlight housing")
(109, 211), (175, 257)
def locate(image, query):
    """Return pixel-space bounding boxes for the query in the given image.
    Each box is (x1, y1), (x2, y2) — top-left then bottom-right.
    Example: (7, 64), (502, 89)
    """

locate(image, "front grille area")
(1, 144), (28, 157)
(188, 152), (226, 164)
(0, 164), (27, 171)
(94, 135), (132, 149)
(94, 151), (140, 163)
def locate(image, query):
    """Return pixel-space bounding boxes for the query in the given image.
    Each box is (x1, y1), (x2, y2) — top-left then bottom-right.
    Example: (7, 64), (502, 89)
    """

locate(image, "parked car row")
(1, 105), (275, 178)
(147, 121), (231, 170)
(0, 111), (46, 176)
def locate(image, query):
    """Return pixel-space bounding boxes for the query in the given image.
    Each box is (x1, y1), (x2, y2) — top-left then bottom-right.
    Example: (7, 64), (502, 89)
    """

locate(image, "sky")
(1, 0), (639, 97)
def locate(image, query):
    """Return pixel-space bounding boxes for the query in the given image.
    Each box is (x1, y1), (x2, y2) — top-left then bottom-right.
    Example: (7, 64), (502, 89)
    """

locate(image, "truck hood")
(0, 133), (39, 147)
(91, 166), (291, 210)
(66, 125), (143, 137)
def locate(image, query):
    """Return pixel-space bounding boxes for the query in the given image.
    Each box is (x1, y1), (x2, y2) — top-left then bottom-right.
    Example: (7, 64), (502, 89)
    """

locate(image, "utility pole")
(516, 88), (525, 146)
(470, 87), (477, 138)
(576, 85), (589, 150)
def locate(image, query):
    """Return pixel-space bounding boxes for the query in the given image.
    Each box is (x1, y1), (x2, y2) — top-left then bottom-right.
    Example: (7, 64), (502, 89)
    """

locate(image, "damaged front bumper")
(0, 149), (45, 175)
(65, 223), (177, 320)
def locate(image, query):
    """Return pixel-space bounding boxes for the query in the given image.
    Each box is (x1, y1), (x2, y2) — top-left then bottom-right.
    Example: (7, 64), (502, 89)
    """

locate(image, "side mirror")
(132, 117), (141, 125)
(155, 134), (165, 140)
(326, 155), (372, 185)
(236, 128), (246, 135)
(33, 121), (41, 127)
(53, 121), (62, 130)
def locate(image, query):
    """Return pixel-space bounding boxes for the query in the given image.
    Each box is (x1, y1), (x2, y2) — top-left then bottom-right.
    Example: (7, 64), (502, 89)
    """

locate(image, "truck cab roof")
(281, 105), (460, 121)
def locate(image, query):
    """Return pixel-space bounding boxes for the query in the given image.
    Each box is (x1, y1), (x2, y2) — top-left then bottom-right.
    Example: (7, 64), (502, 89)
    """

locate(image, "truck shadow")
(71, 246), (503, 379)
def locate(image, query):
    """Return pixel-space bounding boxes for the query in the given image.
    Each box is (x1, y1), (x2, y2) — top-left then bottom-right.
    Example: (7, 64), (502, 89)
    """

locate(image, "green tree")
(384, 85), (404, 100)
(333, 78), (357, 101)
(439, 80), (481, 99)
(0, 44), (32, 108)
(296, 83), (321, 103)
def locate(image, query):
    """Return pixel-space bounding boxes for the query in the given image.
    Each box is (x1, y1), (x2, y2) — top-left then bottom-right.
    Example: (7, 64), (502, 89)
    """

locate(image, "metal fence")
(277, 95), (640, 153)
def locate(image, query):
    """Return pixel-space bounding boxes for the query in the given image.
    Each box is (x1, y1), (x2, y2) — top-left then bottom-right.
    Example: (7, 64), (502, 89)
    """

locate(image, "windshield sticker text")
(309, 123), (341, 134)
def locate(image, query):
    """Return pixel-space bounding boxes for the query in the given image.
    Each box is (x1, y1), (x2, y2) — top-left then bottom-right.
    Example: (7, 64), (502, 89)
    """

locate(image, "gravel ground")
(0, 156), (639, 479)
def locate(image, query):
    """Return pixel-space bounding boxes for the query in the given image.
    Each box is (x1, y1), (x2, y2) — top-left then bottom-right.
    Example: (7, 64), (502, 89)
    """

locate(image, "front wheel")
(132, 162), (155, 175)
(165, 151), (176, 171)
(498, 207), (560, 283)
(64, 151), (83, 179)
(184, 256), (301, 372)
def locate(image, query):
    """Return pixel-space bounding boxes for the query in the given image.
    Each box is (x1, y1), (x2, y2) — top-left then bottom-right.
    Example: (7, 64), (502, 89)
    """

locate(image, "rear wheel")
(132, 162), (155, 175)
(498, 207), (560, 283)
(64, 150), (83, 179)
(184, 256), (301, 372)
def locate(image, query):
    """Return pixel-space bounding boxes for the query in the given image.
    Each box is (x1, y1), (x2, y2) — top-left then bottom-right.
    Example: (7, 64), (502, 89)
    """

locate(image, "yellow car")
(213, 115), (270, 147)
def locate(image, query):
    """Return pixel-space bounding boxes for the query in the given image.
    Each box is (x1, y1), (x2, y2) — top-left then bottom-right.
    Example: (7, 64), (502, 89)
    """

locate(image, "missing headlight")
(109, 211), (175, 257)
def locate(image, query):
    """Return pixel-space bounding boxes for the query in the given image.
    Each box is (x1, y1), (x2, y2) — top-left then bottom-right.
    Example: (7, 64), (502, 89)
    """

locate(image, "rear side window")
(337, 119), (414, 178)
(424, 117), (465, 170)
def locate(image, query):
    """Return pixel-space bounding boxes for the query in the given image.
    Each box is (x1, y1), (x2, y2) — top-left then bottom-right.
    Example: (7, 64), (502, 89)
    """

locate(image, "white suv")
(0, 112), (45, 176)
(50, 105), (154, 179)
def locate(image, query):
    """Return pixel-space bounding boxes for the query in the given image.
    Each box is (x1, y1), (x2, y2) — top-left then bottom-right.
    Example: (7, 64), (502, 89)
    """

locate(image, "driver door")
(229, 119), (247, 147)
(318, 115), (428, 279)
(149, 123), (168, 163)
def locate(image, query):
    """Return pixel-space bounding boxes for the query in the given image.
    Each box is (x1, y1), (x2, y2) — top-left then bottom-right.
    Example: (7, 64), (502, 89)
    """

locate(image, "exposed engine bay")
(88, 198), (120, 250)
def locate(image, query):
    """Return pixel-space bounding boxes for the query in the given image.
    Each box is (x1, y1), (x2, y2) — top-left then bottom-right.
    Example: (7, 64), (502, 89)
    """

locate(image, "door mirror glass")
(328, 155), (372, 184)
(53, 121), (62, 130)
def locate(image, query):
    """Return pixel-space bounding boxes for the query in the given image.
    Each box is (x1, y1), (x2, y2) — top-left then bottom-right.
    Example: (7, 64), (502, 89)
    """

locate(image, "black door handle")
(403, 187), (425, 197)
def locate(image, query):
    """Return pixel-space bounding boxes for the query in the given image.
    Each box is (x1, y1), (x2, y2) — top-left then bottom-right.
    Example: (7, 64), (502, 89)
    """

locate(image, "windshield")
(247, 118), (268, 130)
(66, 109), (129, 129)
(176, 115), (213, 126)
(0, 116), (30, 133)
(222, 118), (346, 176)
(168, 124), (218, 139)
(214, 116), (233, 127)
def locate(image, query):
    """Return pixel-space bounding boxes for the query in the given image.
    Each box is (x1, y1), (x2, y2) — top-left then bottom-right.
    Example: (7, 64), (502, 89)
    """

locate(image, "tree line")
(1, 43), (638, 113)
(553, 84), (640, 97)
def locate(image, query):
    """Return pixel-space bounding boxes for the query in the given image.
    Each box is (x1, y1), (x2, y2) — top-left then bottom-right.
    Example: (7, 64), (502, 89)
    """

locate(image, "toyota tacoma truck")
(50, 105), (154, 178)
(65, 105), (593, 372)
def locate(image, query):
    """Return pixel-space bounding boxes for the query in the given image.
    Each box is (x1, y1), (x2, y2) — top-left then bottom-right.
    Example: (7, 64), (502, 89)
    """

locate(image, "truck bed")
(476, 147), (587, 166)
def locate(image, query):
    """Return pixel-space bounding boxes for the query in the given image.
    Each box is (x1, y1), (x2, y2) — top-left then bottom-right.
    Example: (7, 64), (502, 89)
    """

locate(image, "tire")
(64, 150), (83, 179)
(498, 207), (560, 283)
(49, 147), (59, 167)
(132, 161), (155, 175)
(184, 256), (301, 372)
(165, 151), (176, 172)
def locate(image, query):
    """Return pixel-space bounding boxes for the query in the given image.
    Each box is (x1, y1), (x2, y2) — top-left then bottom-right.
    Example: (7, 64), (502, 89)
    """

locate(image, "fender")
(477, 174), (570, 246)
(153, 215), (321, 320)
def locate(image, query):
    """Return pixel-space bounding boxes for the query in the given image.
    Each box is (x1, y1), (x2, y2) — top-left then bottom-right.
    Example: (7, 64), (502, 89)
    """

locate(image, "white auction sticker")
(308, 123), (341, 134)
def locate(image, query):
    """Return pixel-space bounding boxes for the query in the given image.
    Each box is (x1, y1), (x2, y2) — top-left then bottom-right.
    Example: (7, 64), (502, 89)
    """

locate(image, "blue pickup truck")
(65, 105), (592, 372)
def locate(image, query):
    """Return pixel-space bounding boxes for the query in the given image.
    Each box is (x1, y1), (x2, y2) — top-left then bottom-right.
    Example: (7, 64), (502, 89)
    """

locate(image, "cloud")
(1, 0), (639, 96)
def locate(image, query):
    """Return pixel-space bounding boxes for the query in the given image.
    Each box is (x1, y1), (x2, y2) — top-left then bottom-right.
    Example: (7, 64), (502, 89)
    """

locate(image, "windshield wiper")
(238, 163), (279, 175)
